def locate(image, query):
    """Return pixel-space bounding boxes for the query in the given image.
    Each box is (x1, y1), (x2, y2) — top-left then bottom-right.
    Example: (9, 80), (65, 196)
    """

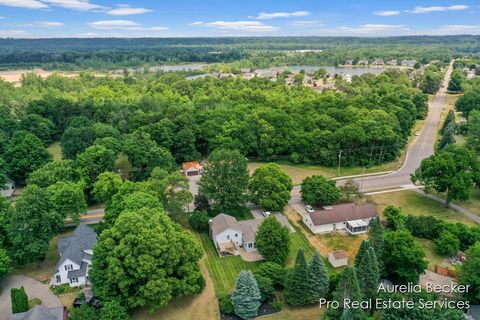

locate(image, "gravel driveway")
(0, 275), (62, 318)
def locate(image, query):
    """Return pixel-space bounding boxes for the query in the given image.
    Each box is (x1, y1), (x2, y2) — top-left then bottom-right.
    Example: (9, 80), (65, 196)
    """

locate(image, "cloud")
(191, 21), (278, 32)
(373, 10), (401, 16)
(291, 20), (324, 27)
(251, 11), (310, 20)
(0, 30), (30, 37)
(407, 5), (468, 14)
(106, 4), (152, 16)
(0, 0), (47, 9)
(88, 20), (168, 31)
(19, 21), (64, 28)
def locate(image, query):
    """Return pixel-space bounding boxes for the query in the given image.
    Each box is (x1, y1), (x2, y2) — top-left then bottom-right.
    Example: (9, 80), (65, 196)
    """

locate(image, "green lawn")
(47, 142), (62, 160)
(198, 232), (259, 295)
(415, 238), (444, 271)
(198, 218), (316, 295)
(369, 190), (478, 226)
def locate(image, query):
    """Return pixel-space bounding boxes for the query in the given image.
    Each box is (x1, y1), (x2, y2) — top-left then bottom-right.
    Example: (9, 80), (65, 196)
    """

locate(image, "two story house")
(53, 224), (97, 287)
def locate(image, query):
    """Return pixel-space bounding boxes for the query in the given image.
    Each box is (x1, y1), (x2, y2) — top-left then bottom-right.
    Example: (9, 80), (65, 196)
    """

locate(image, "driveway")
(0, 275), (62, 318)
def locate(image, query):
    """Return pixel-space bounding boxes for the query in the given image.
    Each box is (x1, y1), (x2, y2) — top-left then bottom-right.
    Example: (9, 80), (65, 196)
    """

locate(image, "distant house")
(302, 203), (378, 234)
(342, 74), (352, 83)
(401, 59), (417, 67)
(242, 72), (255, 80)
(328, 251), (348, 268)
(344, 59), (353, 65)
(182, 161), (203, 176)
(372, 59), (385, 66)
(1, 177), (15, 198)
(11, 305), (67, 320)
(386, 60), (397, 66)
(357, 59), (369, 66)
(209, 213), (292, 254)
(53, 224), (97, 287)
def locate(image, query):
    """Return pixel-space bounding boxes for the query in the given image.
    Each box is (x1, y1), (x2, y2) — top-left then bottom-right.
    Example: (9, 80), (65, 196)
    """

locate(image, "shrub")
(254, 275), (275, 302)
(188, 210), (210, 232)
(11, 287), (28, 314)
(271, 300), (282, 311)
(434, 232), (460, 256)
(218, 294), (234, 315)
(254, 262), (288, 288)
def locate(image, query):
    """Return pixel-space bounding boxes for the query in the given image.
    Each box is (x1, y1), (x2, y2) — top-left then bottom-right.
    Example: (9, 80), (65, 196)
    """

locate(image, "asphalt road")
(291, 62), (454, 203)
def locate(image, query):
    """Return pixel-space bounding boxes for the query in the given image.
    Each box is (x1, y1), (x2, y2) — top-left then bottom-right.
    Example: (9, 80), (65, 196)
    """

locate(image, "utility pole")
(360, 166), (365, 192)
(337, 150), (342, 176)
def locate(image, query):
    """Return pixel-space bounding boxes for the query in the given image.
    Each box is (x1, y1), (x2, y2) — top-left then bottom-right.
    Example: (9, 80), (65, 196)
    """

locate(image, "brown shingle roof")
(209, 213), (241, 238)
(308, 203), (378, 226)
(331, 250), (348, 260)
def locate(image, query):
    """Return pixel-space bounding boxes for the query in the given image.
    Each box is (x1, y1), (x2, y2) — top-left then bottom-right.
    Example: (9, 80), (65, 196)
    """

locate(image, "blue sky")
(0, 0), (479, 38)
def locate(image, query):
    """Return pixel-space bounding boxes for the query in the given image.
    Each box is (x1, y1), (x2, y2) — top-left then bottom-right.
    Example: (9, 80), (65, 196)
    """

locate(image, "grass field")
(47, 142), (62, 160)
(198, 232), (259, 295)
(415, 238), (444, 271)
(368, 190), (478, 226)
(198, 216), (316, 295)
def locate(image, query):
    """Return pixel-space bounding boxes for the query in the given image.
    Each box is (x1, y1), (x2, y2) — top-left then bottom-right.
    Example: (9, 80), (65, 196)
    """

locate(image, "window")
(227, 235), (230, 240)
(65, 264), (73, 271)
(56, 275), (61, 283)
(248, 243), (253, 248)
(235, 234), (238, 237)
(70, 277), (78, 284)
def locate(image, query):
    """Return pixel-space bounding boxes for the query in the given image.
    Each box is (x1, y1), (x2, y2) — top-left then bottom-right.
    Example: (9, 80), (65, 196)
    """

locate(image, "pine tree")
(284, 249), (310, 306)
(332, 267), (365, 320)
(439, 122), (455, 150)
(356, 246), (380, 301)
(231, 271), (261, 319)
(354, 240), (370, 269)
(368, 218), (385, 276)
(11, 286), (28, 314)
(307, 251), (329, 304)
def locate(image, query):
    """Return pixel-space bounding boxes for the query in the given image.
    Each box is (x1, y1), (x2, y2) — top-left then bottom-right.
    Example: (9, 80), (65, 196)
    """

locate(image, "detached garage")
(182, 161), (203, 176)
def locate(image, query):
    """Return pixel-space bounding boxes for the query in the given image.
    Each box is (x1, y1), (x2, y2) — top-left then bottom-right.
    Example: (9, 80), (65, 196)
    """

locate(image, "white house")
(302, 203), (378, 235)
(1, 178), (15, 198)
(53, 224), (97, 287)
(209, 213), (291, 254)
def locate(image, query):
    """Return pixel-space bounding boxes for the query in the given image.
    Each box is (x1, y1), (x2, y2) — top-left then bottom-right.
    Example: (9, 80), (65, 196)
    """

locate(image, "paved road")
(290, 62), (454, 205)
(0, 275), (62, 318)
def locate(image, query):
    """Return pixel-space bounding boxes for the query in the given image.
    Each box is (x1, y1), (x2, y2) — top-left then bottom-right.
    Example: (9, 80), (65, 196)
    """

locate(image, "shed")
(328, 251), (348, 268)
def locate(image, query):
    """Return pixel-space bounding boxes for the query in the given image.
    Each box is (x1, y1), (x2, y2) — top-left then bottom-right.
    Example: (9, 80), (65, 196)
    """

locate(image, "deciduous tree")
(198, 149), (249, 211)
(90, 207), (204, 311)
(255, 216), (290, 265)
(249, 163), (293, 211)
(300, 175), (340, 206)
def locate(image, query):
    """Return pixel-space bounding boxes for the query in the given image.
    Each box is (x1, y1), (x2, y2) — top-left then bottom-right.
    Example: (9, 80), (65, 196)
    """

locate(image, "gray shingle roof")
(56, 223), (96, 270)
(68, 261), (89, 279)
(11, 305), (64, 320)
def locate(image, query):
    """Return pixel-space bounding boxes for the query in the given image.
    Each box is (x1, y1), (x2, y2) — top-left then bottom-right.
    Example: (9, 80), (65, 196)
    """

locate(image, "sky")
(0, 0), (480, 38)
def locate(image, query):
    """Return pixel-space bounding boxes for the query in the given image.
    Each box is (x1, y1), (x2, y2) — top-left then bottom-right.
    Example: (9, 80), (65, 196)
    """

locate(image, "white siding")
(214, 228), (243, 246)
(54, 259), (79, 286)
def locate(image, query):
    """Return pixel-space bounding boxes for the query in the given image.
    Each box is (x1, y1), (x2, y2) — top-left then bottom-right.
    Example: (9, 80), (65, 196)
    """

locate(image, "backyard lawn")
(369, 190), (478, 226)
(198, 216), (317, 296)
(415, 238), (444, 271)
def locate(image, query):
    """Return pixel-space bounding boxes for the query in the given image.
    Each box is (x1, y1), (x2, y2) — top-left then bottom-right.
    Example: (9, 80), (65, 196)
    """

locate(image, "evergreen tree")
(356, 245), (380, 301)
(11, 287), (28, 314)
(284, 249), (310, 306)
(331, 267), (364, 320)
(439, 122), (455, 150)
(369, 218), (385, 276)
(231, 271), (261, 320)
(307, 251), (329, 304)
(354, 240), (369, 269)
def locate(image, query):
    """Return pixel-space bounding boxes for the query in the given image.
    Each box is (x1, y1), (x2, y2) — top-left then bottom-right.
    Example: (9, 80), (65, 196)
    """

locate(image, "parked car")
(262, 210), (272, 217)
(89, 297), (101, 309)
(305, 205), (314, 213)
(73, 298), (86, 308)
(415, 132), (420, 136)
